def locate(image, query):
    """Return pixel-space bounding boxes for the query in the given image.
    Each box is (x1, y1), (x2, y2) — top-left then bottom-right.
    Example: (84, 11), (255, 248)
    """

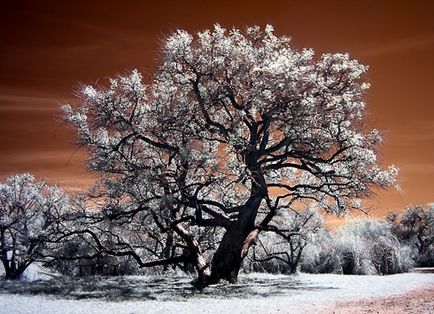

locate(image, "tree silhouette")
(63, 25), (397, 286)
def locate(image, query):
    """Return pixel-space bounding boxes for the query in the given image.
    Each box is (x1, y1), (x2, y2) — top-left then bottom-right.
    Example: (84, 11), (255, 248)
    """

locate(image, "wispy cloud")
(0, 149), (94, 191)
(361, 35), (434, 57)
(0, 94), (61, 111)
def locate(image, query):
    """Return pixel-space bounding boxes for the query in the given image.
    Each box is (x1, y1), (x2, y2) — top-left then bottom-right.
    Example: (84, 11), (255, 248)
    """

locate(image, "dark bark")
(2, 259), (30, 280)
(1, 229), (30, 280)
(207, 194), (263, 284)
(161, 230), (174, 271)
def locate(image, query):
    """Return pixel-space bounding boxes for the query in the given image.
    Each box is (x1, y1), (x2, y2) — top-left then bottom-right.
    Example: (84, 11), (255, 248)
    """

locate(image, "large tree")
(63, 25), (397, 286)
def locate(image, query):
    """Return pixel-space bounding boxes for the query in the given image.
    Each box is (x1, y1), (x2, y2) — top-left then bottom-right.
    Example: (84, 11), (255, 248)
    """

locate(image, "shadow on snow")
(0, 273), (337, 301)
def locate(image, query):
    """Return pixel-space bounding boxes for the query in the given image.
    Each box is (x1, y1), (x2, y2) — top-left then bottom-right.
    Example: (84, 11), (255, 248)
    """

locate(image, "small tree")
(0, 173), (69, 280)
(248, 207), (323, 274)
(388, 204), (434, 266)
(63, 24), (397, 286)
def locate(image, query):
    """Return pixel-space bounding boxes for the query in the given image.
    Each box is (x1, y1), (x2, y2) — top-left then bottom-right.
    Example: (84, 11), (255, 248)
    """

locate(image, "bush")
(300, 229), (341, 274)
(334, 218), (412, 275)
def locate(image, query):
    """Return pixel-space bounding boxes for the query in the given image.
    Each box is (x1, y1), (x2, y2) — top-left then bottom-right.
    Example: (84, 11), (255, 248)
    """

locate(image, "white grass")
(1, 272), (433, 314)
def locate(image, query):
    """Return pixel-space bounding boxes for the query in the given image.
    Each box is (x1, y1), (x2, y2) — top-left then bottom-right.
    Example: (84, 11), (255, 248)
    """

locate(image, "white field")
(1, 272), (433, 314)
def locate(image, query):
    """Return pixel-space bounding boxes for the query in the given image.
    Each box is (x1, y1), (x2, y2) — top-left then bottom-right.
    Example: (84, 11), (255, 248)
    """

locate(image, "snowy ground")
(0, 272), (433, 314)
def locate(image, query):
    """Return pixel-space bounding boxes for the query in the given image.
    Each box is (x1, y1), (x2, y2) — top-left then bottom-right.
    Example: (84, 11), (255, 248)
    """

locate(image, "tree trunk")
(161, 230), (174, 271)
(2, 259), (29, 280)
(208, 224), (247, 283)
(199, 156), (266, 287)
(207, 195), (262, 284)
(5, 263), (21, 280)
(1, 230), (27, 280)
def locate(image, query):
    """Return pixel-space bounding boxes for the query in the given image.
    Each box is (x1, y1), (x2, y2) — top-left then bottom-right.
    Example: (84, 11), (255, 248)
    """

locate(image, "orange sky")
(0, 0), (433, 217)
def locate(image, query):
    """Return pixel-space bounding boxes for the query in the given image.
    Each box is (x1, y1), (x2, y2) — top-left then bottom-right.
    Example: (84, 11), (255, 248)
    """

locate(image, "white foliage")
(63, 25), (397, 214)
